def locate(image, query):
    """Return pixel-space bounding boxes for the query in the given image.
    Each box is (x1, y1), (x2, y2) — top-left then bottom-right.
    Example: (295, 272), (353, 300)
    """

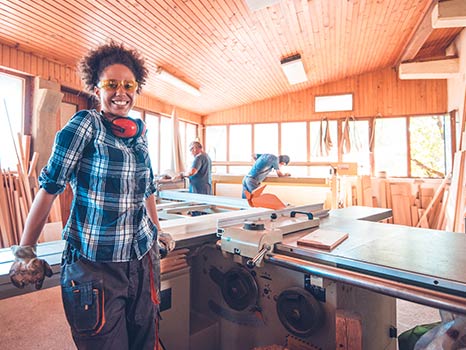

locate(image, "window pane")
(159, 116), (172, 172)
(229, 124), (252, 161)
(0, 73), (24, 169)
(254, 123), (278, 155)
(146, 113), (160, 174)
(410, 116), (446, 178)
(128, 109), (142, 119)
(206, 125), (227, 174)
(310, 120), (338, 162)
(374, 118), (407, 176)
(206, 126), (227, 161)
(186, 123), (197, 154)
(281, 122), (307, 161)
(342, 120), (370, 175)
(179, 120), (187, 168)
(315, 94), (353, 112)
(183, 122), (198, 170)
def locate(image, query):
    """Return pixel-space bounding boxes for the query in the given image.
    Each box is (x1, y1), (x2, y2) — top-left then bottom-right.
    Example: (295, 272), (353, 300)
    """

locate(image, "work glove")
(158, 231), (176, 258)
(9, 245), (53, 290)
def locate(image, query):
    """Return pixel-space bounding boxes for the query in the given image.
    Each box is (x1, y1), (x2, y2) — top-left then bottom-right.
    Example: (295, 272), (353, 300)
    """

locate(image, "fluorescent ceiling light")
(280, 54), (308, 85)
(245, 0), (280, 11)
(155, 67), (201, 97)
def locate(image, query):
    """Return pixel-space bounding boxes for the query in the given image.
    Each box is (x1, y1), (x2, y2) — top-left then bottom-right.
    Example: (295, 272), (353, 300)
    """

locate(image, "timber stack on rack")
(337, 169), (463, 232)
(0, 133), (62, 248)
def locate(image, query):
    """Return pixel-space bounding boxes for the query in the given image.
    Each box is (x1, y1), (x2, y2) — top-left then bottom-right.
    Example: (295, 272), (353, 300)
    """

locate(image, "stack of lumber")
(444, 106), (466, 233)
(338, 175), (376, 209)
(445, 148), (465, 233)
(0, 133), (62, 248)
(416, 177), (451, 230)
(160, 248), (190, 274)
(338, 174), (453, 229)
(378, 178), (450, 229)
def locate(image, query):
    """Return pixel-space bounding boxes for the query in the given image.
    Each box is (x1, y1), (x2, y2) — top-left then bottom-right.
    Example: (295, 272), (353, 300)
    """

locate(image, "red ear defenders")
(102, 116), (146, 139)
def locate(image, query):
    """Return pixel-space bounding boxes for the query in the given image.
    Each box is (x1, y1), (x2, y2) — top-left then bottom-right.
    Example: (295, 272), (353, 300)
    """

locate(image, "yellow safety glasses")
(97, 79), (138, 92)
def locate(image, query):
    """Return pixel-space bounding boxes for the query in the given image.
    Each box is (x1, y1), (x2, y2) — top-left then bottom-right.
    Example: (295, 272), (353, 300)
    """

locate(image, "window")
(281, 122), (307, 176)
(146, 113), (160, 174)
(159, 116), (172, 173)
(310, 120), (338, 161)
(128, 109), (142, 119)
(374, 118), (407, 176)
(180, 120), (198, 170)
(315, 93), (353, 112)
(0, 73), (25, 169)
(310, 120), (338, 177)
(205, 125), (227, 173)
(341, 119), (370, 175)
(205, 114), (451, 178)
(410, 116), (446, 178)
(229, 124), (252, 174)
(254, 123), (278, 155)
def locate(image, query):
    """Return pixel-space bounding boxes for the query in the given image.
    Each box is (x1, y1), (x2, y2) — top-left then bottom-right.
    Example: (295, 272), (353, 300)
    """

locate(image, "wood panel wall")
(0, 42), (202, 124)
(204, 67), (448, 125)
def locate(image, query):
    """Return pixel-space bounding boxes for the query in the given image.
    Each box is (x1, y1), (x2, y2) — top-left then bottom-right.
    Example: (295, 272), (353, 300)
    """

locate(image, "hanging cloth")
(324, 118), (333, 155)
(318, 117), (324, 156)
(369, 115), (379, 152)
(350, 116), (362, 152)
(340, 116), (351, 154)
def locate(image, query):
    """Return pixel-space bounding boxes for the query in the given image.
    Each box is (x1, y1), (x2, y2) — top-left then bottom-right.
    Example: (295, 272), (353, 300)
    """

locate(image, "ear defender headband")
(102, 116), (146, 139)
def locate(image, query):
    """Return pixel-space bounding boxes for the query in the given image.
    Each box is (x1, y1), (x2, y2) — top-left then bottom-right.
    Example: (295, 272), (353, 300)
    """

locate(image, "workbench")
(0, 201), (464, 350)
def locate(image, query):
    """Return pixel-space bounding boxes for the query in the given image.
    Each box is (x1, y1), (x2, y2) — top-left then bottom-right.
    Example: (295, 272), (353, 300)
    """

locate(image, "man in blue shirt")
(242, 153), (291, 198)
(183, 141), (212, 194)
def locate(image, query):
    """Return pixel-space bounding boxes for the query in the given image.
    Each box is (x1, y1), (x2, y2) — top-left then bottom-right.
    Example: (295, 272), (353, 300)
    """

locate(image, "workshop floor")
(396, 298), (442, 349)
(397, 298), (441, 334)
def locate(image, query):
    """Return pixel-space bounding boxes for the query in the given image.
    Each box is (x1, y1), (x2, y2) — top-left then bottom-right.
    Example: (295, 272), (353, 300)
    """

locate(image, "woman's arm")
(20, 188), (58, 246)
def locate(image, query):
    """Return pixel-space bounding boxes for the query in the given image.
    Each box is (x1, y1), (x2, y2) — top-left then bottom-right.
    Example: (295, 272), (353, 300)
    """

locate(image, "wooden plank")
(0, 170), (13, 247)
(416, 176), (450, 228)
(411, 205), (419, 227)
(390, 182), (413, 226)
(419, 187), (434, 209)
(453, 153), (466, 233)
(445, 152), (465, 232)
(336, 309), (363, 350)
(436, 185), (450, 230)
(5, 171), (18, 242)
(297, 229), (348, 251)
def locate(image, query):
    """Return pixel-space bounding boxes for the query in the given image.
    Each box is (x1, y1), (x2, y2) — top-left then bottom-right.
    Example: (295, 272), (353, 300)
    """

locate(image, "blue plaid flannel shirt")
(38, 109), (157, 262)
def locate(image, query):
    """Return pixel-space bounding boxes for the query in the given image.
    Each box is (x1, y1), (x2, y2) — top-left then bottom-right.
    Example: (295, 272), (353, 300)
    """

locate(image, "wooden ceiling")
(0, 0), (461, 115)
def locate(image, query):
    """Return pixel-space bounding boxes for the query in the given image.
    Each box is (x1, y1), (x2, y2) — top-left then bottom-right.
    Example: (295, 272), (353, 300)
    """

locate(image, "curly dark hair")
(79, 40), (148, 94)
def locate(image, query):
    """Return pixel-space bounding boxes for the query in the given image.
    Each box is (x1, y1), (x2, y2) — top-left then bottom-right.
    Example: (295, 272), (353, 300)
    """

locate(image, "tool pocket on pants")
(62, 279), (105, 335)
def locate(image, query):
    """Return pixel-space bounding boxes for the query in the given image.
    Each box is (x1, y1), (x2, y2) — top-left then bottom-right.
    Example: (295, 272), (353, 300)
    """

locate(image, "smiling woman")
(8, 41), (168, 350)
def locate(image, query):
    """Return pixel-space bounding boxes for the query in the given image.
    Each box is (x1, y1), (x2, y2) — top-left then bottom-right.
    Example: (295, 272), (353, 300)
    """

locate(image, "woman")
(9, 41), (165, 349)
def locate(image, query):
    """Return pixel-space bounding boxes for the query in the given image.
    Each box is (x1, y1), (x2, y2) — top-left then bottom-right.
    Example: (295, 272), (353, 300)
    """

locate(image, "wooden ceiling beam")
(432, 0), (466, 29)
(399, 57), (460, 79)
(399, 1), (437, 62)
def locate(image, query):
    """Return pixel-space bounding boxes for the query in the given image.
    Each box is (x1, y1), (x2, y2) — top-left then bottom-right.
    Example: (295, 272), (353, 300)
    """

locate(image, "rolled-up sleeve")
(38, 111), (93, 195)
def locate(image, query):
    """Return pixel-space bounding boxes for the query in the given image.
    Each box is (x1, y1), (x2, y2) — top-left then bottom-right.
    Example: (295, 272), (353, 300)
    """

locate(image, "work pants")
(60, 244), (160, 350)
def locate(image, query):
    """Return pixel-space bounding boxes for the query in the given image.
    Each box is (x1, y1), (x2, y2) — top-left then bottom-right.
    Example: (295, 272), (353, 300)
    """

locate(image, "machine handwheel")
(276, 287), (324, 337)
(222, 267), (259, 311)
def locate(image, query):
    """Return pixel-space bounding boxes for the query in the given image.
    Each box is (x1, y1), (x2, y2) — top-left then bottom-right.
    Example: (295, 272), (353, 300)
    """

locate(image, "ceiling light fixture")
(155, 67), (201, 97)
(244, 0), (280, 11)
(280, 54), (308, 85)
